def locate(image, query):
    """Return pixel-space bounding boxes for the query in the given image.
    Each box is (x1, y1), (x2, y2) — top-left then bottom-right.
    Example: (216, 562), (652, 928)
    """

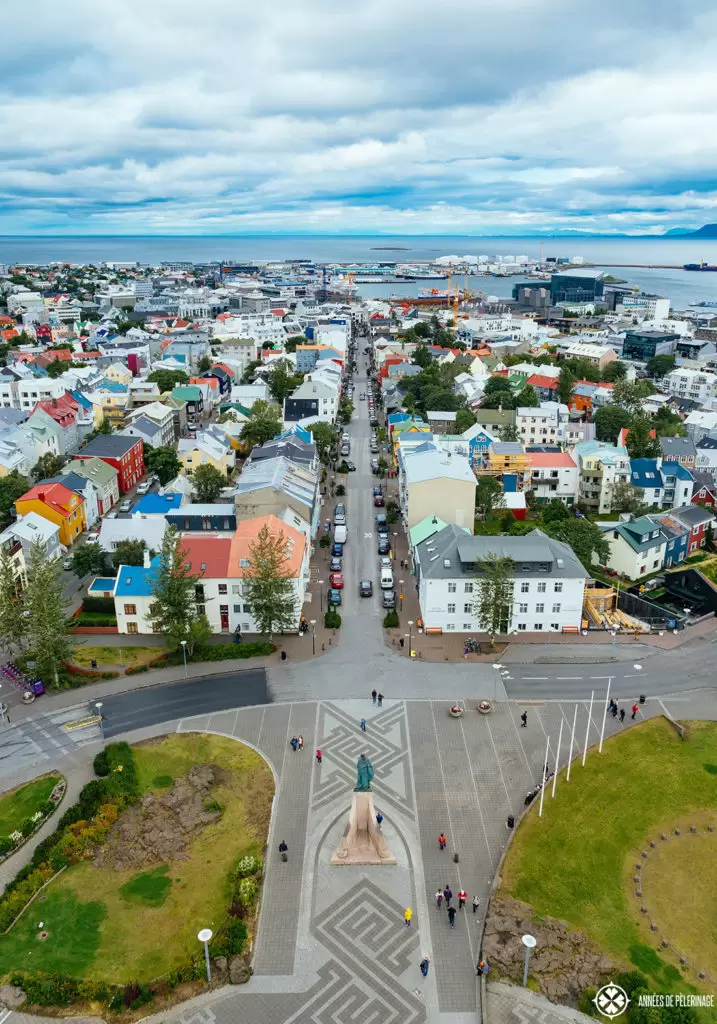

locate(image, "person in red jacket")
(458, 889), (467, 909)
(438, 832), (447, 850)
(316, 748), (322, 764)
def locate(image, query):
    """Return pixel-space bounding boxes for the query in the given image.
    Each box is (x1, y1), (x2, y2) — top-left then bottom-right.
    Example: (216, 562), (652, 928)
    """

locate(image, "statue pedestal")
(330, 791), (397, 866)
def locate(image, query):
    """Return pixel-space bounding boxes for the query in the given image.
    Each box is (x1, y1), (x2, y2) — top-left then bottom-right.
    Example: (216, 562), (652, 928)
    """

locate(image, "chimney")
(38, 491), (45, 502)
(143, 548), (151, 569)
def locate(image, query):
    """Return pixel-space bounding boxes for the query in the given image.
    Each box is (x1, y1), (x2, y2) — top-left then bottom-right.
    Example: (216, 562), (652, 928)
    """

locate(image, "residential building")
(413, 526), (587, 634)
(234, 456), (319, 537)
(562, 342), (618, 369)
(574, 440), (631, 514)
(399, 449), (476, 531)
(659, 436), (696, 468)
(663, 367), (717, 407)
(515, 403), (568, 446)
(98, 516), (168, 555)
(692, 472), (717, 509)
(125, 401), (177, 445)
(665, 504), (715, 555)
(171, 385), (204, 420)
(166, 504), (236, 533)
(651, 515), (689, 569)
(597, 516), (668, 580)
(485, 442), (531, 489)
(288, 377), (338, 423)
(683, 410), (717, 444)
(620, 294), (670, 321)
(131, 493), (184, 517)
(64, 456), (120, 516)
(526, 451), (579, 505)
(27, 394), (85, 456)
(43, 471), (100, 527)
(0, 512), (62, 578)
(426, 411), (457, 435)
(73, 435), (145, 492)
(178, 433), (234, 477)
(15, 482), (87, 547)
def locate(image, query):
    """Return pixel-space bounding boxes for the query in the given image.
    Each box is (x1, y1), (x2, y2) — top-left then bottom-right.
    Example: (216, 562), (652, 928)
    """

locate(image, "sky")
(3, 0), (717, 236)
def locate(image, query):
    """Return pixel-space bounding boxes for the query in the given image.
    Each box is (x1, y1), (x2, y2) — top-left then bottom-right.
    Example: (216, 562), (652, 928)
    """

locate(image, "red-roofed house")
(526, 451), (579, 505)
(526, 373), (559, 400)
(27, 394), (83, 455)
(15, 482), (87, 546)
(34, 348), (73, 369)
(1, 328), (19, 342)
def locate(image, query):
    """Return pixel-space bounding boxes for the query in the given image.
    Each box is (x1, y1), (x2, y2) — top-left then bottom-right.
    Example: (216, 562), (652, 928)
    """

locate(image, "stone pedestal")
(330, 791), (397, 866)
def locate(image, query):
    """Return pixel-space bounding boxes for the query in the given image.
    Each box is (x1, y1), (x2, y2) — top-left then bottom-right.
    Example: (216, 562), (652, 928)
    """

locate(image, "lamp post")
(180, 639), (188, 678)
(392, 532), (398, 560)
(197, 928), (213, 983)
(399, 580), (404, 612)
(310, 619), (317, 656)
(95, 702), (104, 743)
(318, 580), (324, 613)
(521, 934), (536, 987)
(407, 619), (414, 658)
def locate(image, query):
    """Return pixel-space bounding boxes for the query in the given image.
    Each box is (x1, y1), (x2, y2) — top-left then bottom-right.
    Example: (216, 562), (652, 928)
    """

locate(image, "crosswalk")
(0, 704), (101, 774)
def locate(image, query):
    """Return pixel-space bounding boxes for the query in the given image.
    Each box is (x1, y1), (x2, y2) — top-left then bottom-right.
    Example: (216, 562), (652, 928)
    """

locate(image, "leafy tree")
(563, 356), (601, 383)
(32, 453), (66, 481)
(499, 423), (520, 442)
(197, 354), (212, 373)
(455, 408), (476, 433)
(169, 613), (212, 656)
(611, 481), (647, 514)
(0, 471), (30, 528)
(412, 345), (433, 368)
(473, 555), (514, 645)
(541, 498), (571, 524)
(475, 476), (504, 521)
(483, 376), (514, 398)
(72, 543), (108, 577)
(413, 319), (431, 338)
(557, 366), (575, 405)
(423, 387), (461, 412)
(625, 414), (661, 459)
(310, 421), (338, 458)
(516, 384), (540, 408)
(192, 464), (226, 502)
(593, 404), (633, 443)
(543, 517), (610, 571)
(653, 405), (687, 437)
(243, 523), (297, 638)
(601, 360), (628, 383)
(149, 527), (201, 646)
(646, 353), (675, 378)
(24, 540), (74, 686)
(268, 359), (303, 405)
(45, 359), (74, 378)
(240, 359), (261, 384)
(147, 368), (189, 393)
(284, 335), (306, 353)
(613, 378), (656, 413)
(144, 444), (182, 485)
(240, 400), (282, 450)
(338, 397), (354, 423)
(111, 539), (147, 569)
(97, 416), (113, 434)
(0, 546), (25, 654)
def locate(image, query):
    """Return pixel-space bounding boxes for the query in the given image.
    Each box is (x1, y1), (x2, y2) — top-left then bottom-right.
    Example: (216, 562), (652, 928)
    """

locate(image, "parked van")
(334, 524), (348, 545)
(380, 566), (394, 590)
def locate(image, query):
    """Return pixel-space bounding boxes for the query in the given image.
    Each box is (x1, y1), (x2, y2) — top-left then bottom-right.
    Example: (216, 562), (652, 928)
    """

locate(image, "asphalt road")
(101, 668), (270, 737)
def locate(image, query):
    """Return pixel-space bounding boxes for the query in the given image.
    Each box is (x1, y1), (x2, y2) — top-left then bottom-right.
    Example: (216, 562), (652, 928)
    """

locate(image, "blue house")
(652, 515), (690, 568)
(661, 461), (693, 507)
(630, 459), (665, 507)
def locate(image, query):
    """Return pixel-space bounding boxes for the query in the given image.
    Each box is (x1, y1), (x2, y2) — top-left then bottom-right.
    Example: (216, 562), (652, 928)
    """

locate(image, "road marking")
(62, 715), (101, 731)
(590, 675), (612, 680)
(555, 676), (582, 680)
(0, 1008), (12, 1023)
(522, 676), (549, 681)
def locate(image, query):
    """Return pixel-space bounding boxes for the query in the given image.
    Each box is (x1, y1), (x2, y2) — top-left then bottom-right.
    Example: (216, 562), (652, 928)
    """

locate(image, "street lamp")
(407, 619), (414, 658)
(180, 639), (188, 678)
(521, 934), (536, 987)
(399, 580), (404, 612)
(197, 928), (213, 982)
(318, 580), (324, 613)
(310, 619), (317, 656)
(95, 702), (104, 743)
(392, 532), (398, 560)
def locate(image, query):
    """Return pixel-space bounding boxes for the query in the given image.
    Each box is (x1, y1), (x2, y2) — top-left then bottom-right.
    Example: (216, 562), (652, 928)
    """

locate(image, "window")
(537, 582), (546, 593)
(464, 603), (472, 614)
(552, 602), (561, 613)
(240, 558), (251, 567)
(218, 584), (228, 595)
(551, 623), (560, 630)
(127, 622), (138, 634)
(520, 582), (529, 593)
(464, 582), (473, 593)
(447, 582), (457, 593)
(242, 622), (250, 631)
(243, 603), (252, 613)
(232, 584), (241, 594)
(517, 623), (526, 631)
(446, 623), (455, 630)
(533, 622), (543, 630)
(518, 603), (528, 613)
(197, 604), (206, 615)
(123, 603), (137, 615)
(463, 623), (472, 630)
(447, 603), (456, 614)
(554, 582), (563, 593)
(233, 604), (241, 613)
(535, 603), (544, 613)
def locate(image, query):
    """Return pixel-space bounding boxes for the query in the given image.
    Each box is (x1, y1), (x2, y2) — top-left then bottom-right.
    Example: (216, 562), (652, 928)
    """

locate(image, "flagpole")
(566, 703), (578, 782)
(552, 719), (563, 799)
(599, 679), (611, 754)
(538, 734), (550, 818)
(582, 690), (594, 767)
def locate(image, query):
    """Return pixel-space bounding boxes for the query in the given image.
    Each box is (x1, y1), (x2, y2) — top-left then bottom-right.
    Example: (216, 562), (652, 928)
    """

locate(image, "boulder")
(229, 956), (253, 985)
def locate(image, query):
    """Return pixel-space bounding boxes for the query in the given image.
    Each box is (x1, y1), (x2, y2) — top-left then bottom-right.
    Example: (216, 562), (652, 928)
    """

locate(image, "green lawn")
(500, 719), (717, 993)
(71, 646), (162, 669)
(0, 890), (105, 977)
(0, 774), (61, 840)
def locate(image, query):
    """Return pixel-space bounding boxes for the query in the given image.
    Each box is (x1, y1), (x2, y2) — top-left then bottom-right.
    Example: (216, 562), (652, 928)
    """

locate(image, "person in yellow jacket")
(404, 907), (413, 927)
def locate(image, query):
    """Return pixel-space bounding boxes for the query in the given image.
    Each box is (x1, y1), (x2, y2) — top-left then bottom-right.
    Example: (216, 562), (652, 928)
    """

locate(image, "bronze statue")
(354, 753), (374, 792)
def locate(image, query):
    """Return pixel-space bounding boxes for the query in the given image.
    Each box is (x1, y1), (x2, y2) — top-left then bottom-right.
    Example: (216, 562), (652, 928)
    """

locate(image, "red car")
(373, 494), (384, 507)
(330, 572), (344, 589)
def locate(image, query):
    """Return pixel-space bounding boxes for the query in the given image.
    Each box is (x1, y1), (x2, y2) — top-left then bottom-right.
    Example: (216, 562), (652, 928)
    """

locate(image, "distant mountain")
(672, 223), (717, 239)
(663, 227), (692, 236)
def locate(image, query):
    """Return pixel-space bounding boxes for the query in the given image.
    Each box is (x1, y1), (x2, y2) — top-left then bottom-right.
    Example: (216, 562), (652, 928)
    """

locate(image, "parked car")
(371, 443), (379, 454)
(119, 500), (132, 513)
(327, 587), (342, 606)
(334, 512), (346, 527)
(373, 486), (382, 496)
(371, 459), (380, 473)
(332, 542), (344, 557)
(359, 393), (366, 400)
(382, 589), (396, 609)
(379, 555), (392, 569)
(345, 460), (356, 472)
(330, 556), (342, 572)
(86, 533), (100, 544)
(340, 444), (350, 456)
(375, 513), (388, 534)
(330, 572), (344, 589)
(377, 537), (391, 555)
(359, 579), (373, 597)
(374, 494), (384, 507)
(62, 557), (73, 571)
(136, 481), (150, 495)
(335, 502), (346, 516)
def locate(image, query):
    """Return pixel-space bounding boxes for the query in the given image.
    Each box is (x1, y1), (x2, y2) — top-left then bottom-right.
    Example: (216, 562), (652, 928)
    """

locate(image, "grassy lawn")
(0, 773), (61, 839)
(71, 646), (162, 669)
(0, 735), (273, 984)
(500, 718), (717, 993)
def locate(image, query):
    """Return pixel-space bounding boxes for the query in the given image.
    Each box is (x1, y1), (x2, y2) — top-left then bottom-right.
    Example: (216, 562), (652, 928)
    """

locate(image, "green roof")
(409, 515), (449, 548)
(171, 385), (203, 401)
(66, 456), (118, 485)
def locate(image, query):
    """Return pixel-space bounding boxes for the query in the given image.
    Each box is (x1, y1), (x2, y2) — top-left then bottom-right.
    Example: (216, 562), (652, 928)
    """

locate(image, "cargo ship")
(684, 261), (717, 271)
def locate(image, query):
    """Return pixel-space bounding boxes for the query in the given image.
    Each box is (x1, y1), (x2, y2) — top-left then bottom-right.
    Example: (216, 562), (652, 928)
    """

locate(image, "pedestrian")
(290, 736), (298, 751)
(447, 906), (456, 927)
(376, 812), (384, 829)
(611, 703), (618, 719)
(377, 693), (384, 707)
(316, 748), (322, 765)
(438, 832), (447, 850)
(443, 885), (452, 907)
(520, 711), (527, 728)
(404, 907), (412, 927)
(631, 703), (639, 720)
(371, 688), (377, 705)
(458, 889), (467, 909)
(472, 895), (480, 914)
(297, 734), (304, 750)
(435, 889), (443, 909)
(419, 955), (430, 977)
(360, 717), (366, 731)
(619, 708), (625, 723)
(477, 959), (488, 976)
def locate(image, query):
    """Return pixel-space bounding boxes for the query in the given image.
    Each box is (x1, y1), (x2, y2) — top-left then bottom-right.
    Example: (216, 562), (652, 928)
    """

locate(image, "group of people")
(370, 689), (385, 706)
(435, 885), (479, 926)
(289, 735), (304, 751)
(608, 698), (640, 722)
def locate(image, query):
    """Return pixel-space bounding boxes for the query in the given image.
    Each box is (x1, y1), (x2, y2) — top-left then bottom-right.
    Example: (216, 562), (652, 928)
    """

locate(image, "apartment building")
(515, 403), (569, 445)
(526, 452), (579, 505)
(663, 367), (717, 405)
(574, 440), (631, 514)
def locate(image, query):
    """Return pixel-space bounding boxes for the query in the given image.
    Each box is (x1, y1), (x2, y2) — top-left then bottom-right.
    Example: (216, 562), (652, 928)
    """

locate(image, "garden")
(0, 734), (274, 1014)
(493, 718), (717, 1022)
(0, 773), (65, 859)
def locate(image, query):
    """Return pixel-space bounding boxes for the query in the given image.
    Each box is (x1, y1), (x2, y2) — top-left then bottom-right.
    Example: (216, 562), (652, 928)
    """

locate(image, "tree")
(557, 366), (575, 405)
(32, 453), (66, 481)
(593, 404), (633, 443)
(24, 540), (74, 686)
(653, 405), (687, 437)
(0, 471), (30, 528)
(613, 378), (656, 413)
(72, 543), (108, 577)
(197, 354), (212, 373)
(483, 376), (514, 398)
(243, 523), (297, 638)
(268, 360), (303, 405)
(97, 416), (113, 434)
(625, 414), (661, 459)
(241, 359), (261, 384)
(193, 464), (226, 502)
(601, 360), (628, 383)
(473, 555), (514, 645)
(240, 400), (282, 450)
(412, 345), (433, 369)
(544, 517), (610, 571)
(499, 423), (520, 442)
(0, 547), (25, 655)
(147, 369), (189, 393)
(45, 359), (74, 378)
(646, 353), (675, 378)
(541, 498), (571, 525)
(284, 335), (306, 353)
(339, 397), (354, 423)
(144, 444), (182, 485)
(455, 408), (476, 433)
(611, 481), (646, 514)
(310, 421), (338, 458)
(111, 538), (147, 569)
(169, 613), (212, 656)
(149, 527), (201, 646)
(475, 476), (504, 521)
(516, 384), (540, 408)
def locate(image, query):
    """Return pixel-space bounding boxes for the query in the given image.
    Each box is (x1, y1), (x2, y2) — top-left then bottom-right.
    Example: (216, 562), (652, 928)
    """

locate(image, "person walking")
(435, 889), (443, 909)
(438, 832), (447, 850)
(360, 717), (366, 731)
(520, 711), (527, 728)
(297, 735), (304, 750)
(447, 906), (456, 927)
(316, 748), (322, 765)
(472, 895), (480, 914)
(611, 703), (619, 719)
(631, 703), (639, 720)
(404, 907), (412, 927)
(458, 889), (467, 909)
(377, 693), (384, 707)
(371, 689), (377, 705)
(619, 708), (625, 723)
(419, 955), (430, 977)
(376, 812), (384, 829)
(443, 885), (452, 907)
(290, 736), (298, 751)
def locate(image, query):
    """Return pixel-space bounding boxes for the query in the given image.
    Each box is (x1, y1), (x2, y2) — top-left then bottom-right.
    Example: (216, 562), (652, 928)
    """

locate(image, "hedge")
(81, 596), (116, 614)
(72, 614), (117, 627)
(165, 641), (273, 665)
(324, 609), (341, 629)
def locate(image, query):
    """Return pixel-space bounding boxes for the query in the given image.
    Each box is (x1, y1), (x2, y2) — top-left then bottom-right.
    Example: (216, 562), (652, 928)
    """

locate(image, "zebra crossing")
(0, 704), (101, 775)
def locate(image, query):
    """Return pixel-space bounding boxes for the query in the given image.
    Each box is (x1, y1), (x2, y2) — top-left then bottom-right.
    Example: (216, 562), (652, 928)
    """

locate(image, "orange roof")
(526, 374), (558, 389)
(527, 452), (577, 468)
(17, 482), (82, 517)
(229, 515), (306, 579)
(190, 376), (218, 390)
(1, 328), (18, 341)
(181, 536), (232, 578)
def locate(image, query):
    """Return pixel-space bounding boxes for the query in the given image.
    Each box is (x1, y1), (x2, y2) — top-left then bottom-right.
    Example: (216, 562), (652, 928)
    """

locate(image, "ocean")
(2, 235), (717, 308)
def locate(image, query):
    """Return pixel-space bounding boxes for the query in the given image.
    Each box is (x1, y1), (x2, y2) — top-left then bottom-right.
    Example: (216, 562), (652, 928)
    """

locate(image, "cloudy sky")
(3, 0), (717, 235)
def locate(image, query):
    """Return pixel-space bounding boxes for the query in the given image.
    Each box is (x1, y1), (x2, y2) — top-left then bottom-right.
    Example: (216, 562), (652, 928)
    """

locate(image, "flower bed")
(0, 776), (66, 864)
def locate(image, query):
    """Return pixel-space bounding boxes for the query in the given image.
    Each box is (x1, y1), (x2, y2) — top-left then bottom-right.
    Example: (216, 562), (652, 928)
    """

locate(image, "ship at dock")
(684, 261), (717, 271)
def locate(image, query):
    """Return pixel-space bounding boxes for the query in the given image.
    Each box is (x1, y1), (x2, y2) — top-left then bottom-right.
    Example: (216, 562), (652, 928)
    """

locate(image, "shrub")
(165, 641), (273, 665)
(81, 596), (115, 614)
(578, 987), (597, 1016)
(324, 609), (341, 629)
(9, 970), (80, 1006)
(213, 917), (248, 957)
(72, 614), (118, 627)
(21, 817), (36, 837)
(125, 664), (149, 675)
(0, 836), (13, 857)
(335, 484), (346, 496)
(235, 854), (263, 878)
(319, 534), (331, 548)
(383, 610), (399, 628)
(238, 877), (258, 907)
(93, 749), (110, 776)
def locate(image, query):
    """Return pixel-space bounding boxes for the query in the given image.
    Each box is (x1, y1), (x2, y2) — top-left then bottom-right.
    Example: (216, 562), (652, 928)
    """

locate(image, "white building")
(526, 452), (579, 505)
(620, 294), (671, 321)
(413, 526), (587, 635)
(515, 403), (569, 445)
(663, 367), (717, 405)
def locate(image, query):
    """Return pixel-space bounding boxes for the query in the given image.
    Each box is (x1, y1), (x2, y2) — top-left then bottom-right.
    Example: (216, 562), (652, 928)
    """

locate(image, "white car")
(379, 556), (392, 569)
(136, 481), (150, 495)
(119, 500), (132, 512)
(86, 533), (100, 544)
